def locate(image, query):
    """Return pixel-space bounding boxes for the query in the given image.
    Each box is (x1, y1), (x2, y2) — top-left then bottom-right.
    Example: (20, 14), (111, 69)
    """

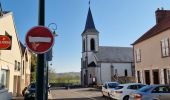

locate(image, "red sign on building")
(0, 35), (12, 50)
(25, 26), (54, 54)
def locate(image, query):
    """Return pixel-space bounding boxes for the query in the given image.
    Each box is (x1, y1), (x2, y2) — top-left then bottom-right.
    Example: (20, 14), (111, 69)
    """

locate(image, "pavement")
(12, 93), (53, 100)
(50, 88), (107, 100)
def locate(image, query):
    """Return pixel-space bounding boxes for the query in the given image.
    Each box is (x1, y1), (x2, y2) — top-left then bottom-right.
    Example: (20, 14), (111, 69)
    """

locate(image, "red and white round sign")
(0, 35), (12, 49)
(25, 26), (54, 54)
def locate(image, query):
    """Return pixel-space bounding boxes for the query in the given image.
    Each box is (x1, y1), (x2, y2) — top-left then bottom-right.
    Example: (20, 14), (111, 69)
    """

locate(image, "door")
(145, 70), (150, 85)
(153, 69), (159, 84)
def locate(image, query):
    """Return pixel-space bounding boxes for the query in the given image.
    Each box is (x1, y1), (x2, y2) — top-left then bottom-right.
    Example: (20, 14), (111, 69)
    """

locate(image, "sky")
(2, 0), (170, 73)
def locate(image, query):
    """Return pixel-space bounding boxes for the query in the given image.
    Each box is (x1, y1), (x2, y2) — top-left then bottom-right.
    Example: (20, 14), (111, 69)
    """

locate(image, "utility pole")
(36, 0), (46, 100)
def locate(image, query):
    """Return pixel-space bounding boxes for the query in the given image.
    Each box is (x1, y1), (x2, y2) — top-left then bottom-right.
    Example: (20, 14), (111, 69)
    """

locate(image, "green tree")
(48, 67), (57, 83)
(30, 54), (37, 82)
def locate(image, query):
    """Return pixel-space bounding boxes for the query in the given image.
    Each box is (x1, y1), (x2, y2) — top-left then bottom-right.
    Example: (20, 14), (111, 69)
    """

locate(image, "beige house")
(0, 10), (31, 95)
(133, 8), (170, 85)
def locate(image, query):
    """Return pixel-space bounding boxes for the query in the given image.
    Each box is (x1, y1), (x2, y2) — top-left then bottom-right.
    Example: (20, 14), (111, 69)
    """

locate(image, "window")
(0, 69), (9, 88)
(136, 49), (141, 62)
(14, 60), (17, 71)
(83, 39), (85, 52)
(115, 69), (118, 75)
(90, 38), (95, 51)
(22, 61), (24, 75)
(89, 74), (91, 78)
(18, 62), (20, 71)
(125, 69), (128, 76)
(161, 38), (169, 57)
(152, 86), (170, 93)
(128, 85), (138, 90)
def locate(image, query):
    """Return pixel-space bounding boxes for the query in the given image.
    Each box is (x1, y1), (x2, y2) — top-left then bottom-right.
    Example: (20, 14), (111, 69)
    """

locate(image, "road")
(50, 88), (110, 100)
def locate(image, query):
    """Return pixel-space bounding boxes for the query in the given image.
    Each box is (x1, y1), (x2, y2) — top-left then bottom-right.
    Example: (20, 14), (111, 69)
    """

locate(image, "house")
(81, 6), (134, 86)
(0, 6), (31, 96)
(132, 8), (170, 85)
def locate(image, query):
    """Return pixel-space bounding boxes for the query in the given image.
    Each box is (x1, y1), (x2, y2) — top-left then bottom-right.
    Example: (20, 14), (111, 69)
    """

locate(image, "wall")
(0, 12), (22, 95)
(134, 27), (170, 84)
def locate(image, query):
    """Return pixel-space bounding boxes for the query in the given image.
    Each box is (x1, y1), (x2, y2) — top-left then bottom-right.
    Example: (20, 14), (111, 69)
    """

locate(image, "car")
(110, 83), (146, 100)
(24, 83), (36, 100)
(101, 82), (119, 97)
(129, 85), (170, 100)
(24, 83), (51, 100)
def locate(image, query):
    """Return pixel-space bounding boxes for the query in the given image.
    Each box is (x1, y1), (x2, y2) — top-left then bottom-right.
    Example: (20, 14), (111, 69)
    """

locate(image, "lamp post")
(45, 23), (58, 100)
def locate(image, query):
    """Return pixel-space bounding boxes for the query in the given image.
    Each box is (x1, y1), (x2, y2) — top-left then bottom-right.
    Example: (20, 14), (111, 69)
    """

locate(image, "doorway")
(153, 69), (159, 84)
(144, 70), (150, 85)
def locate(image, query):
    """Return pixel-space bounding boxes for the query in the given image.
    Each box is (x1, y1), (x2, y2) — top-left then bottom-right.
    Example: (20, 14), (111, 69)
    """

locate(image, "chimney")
(155, 8), (170, 24)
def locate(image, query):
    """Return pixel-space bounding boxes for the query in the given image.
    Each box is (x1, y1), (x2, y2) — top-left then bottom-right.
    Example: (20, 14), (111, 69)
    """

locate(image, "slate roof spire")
(82, 1), (99, 35)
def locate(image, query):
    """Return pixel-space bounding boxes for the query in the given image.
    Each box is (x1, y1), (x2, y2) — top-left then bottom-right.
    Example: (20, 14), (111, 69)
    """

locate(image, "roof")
(20, 42), (26, 56)
(88, 61), (96, 67)
(132, 14), (170, 45)
(96, 46), (133, 63)
(82, 7), (99, 35)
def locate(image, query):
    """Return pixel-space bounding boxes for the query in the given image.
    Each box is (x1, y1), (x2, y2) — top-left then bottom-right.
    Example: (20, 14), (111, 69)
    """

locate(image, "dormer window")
(90, 38), (95, 51)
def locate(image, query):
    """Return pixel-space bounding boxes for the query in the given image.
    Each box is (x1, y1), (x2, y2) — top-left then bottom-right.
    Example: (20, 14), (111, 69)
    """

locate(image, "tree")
(30, 54), (37, 82)
(48, 66), (57, 83)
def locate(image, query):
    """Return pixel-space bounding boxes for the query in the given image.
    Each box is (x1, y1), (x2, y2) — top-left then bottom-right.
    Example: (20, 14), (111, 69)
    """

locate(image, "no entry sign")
(0, 35), (12, 50)
(25, 26), (54, 54)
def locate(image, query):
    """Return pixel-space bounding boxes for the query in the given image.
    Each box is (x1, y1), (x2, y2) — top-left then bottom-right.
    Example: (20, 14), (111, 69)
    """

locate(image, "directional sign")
(25, 26), (54, 54)
(0, 35), (12, 50)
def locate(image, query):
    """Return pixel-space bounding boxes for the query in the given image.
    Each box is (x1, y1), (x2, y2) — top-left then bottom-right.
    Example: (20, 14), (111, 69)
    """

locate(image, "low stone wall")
(112, 76), (136, 83)
(0, 89), (12, 100)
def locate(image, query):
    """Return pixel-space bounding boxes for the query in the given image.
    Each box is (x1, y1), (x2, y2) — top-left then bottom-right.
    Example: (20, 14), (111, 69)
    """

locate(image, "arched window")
(125, 69), (128, 76)
(83, 39), (85, 52)
(90, 38), (95, 51)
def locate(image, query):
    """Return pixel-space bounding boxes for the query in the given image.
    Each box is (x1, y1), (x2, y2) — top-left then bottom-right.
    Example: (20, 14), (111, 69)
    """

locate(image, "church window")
(90, 74), (92, 78)
(125, 69), (128, 76)
(90, 38), (95, 51)
(83, 39), (85, 52)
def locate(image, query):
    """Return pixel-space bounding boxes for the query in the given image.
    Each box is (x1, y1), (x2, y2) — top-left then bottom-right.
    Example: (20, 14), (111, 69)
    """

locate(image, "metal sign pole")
(36, 0), (46, 100)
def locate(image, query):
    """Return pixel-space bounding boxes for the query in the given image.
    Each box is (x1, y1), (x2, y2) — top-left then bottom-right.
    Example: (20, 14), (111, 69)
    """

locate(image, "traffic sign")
(25, 26), (54, 54)
(0, 35), (12, 50)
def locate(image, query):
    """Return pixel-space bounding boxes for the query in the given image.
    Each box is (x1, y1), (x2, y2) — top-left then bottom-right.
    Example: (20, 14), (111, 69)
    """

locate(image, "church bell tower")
(81, 1), (99, 86)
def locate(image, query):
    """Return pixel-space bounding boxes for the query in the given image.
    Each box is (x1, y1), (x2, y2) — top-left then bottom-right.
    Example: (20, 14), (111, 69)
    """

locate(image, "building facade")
(0, 9), (31, 96)
(133, 8), (170, 85)
(81, 7), (134, 86)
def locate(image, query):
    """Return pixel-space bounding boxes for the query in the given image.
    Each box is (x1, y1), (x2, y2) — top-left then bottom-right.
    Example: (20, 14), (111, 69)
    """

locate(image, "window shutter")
(165, 38), (169, 56)
(161, 40), (166, 56)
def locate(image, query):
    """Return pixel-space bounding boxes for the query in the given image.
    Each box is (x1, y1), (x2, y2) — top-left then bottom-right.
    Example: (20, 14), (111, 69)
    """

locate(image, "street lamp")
(48, 23), (58, 37)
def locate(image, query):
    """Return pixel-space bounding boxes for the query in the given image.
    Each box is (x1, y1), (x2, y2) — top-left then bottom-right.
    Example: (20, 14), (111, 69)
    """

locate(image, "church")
(81, 6), (134, 86)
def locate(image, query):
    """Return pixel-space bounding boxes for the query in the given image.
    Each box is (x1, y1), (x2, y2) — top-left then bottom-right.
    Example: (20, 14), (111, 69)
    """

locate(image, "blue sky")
(2, 0), (170, 73)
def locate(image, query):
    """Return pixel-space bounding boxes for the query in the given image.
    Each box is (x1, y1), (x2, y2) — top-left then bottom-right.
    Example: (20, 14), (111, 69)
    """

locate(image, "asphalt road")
(50, 88), (110, 100)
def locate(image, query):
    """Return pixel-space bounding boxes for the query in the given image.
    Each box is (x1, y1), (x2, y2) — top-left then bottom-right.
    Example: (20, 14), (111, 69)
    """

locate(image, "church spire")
(82, 1), (98, 35)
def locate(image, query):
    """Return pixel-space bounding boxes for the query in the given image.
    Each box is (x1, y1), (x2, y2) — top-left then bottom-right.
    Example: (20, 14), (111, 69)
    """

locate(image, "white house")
(0, 6), (31, 96)
(81, 7), (133, 86)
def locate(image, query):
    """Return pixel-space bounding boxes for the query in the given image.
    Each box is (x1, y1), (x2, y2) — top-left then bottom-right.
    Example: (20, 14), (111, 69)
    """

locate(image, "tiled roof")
(96, 46), (133, 63)
(132, 15), (170, 45)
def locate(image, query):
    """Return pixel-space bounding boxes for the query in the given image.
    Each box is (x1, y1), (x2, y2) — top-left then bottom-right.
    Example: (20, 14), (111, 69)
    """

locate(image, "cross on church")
(89, 0), (91, 6)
